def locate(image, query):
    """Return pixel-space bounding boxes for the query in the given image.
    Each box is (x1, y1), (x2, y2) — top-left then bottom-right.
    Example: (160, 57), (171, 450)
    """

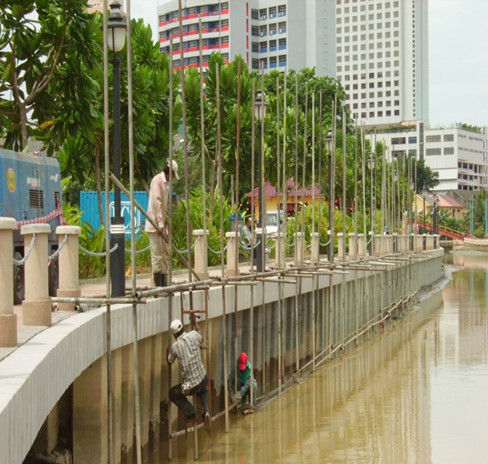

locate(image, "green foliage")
(470, 189), (488, 237)
(0, 0), (102, 150)
(432, 209), (466, 234)
(171, 187), (237, 267)
(415, 157), (439, 193)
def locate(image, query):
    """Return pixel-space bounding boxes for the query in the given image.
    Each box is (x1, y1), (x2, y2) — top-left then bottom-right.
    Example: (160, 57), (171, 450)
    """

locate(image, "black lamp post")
(254, 89), (268, 272)
(367, 155), (376, 255)
(325, 129), (334, 262)
(108, 1), (127, 297)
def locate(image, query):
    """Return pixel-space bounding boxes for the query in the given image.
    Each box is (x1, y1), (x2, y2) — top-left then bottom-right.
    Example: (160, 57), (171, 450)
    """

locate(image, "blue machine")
(0, 148), (63, 303)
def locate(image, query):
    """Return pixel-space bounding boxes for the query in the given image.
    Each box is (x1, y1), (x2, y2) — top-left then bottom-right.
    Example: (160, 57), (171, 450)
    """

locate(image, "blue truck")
(0, 148), (63, 303)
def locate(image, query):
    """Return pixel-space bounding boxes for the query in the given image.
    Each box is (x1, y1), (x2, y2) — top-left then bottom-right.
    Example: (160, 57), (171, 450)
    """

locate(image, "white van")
(265, 210), (285, 236)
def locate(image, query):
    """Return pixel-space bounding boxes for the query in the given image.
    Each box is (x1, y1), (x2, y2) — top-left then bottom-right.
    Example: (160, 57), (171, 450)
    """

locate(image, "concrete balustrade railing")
(375, 234), (384, 255)
(225, 231), (239, 276)
(357, 233), (366, 257)
(0, 218), (18, 347)
(337, 233), (346, 260)
(311, 232), (320, 265)
(21, 224), (52, 326)
(56, 226), (81, 311)
(274, 234), (285, 267)
(368, 231), (375, 257)
(295, 232), (304, 265)
(348, 233), (357, 259)
(193, 229), (209, 280)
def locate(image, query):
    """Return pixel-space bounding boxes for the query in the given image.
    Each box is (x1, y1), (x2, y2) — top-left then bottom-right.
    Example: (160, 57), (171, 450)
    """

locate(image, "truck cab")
(0, 148), (62, 303)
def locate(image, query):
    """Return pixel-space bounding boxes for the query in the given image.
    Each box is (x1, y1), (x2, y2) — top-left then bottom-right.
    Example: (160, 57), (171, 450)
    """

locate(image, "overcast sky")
(128, 0), (488, 128)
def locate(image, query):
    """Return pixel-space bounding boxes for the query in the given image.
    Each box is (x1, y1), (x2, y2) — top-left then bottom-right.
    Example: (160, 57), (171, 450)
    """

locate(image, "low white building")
(369, 122), (488, 192)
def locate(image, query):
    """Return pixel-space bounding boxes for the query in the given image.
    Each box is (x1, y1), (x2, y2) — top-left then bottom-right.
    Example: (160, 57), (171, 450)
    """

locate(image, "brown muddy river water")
(151, 250), (488, 464)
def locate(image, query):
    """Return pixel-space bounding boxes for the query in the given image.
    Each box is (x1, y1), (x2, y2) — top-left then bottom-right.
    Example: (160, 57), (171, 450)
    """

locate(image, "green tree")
(415, 158), (439, 192)
(0, 0), (101, 150)
(470, 189), (488, 237)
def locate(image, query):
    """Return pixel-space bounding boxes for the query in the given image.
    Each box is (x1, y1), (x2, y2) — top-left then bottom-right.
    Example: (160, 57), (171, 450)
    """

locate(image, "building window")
(278, 4), (286, 16)
(444, 134), (454, 142)
(426, 148), (442, 156)
(426, 135), (441, 143)
(444, 147), (454, 155)
(251, 9), (258, 20)
(408, 136), (417, 143)
(392, 137), (406, 144)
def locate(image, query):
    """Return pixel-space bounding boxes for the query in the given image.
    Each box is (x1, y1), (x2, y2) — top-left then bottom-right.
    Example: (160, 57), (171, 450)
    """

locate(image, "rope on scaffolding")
(79, 242), (118, 257)
(47, 234), (68, 261)
(13, 234), (37, 266)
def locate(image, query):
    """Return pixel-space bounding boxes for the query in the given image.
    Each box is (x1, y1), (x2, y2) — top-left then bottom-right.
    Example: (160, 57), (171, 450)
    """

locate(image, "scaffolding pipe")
(124, 3), (142, 461)
(101, 2), (113, 461)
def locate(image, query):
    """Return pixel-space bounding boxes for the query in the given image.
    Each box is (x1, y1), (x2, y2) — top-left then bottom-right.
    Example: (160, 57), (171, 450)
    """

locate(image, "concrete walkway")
(0, 263), (257, 362)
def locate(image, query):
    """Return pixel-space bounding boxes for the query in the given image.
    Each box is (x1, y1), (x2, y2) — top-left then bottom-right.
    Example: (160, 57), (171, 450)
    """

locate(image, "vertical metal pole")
(342, 107), (346, 261)
(256, 118), (264, 272)
(216, 62), (230, 432)
(102, 3), (113, 461)
(485, 199), (488, 237)
(125, 4), (141, 463)
(328, 100), (336, 262)
(369, 157), (374, 255)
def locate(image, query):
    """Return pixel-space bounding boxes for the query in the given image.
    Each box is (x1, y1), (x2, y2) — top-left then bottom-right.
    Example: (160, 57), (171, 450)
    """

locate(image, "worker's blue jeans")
(169, 375), (209, 419)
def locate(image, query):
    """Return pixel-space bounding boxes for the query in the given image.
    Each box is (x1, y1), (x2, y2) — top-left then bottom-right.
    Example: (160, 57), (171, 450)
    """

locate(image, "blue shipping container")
(80, 191), (148, 236)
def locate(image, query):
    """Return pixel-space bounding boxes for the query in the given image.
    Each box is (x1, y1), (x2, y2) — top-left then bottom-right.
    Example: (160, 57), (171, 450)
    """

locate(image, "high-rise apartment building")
(156, 0), (428, 128)
(336, 0), (428, 127)
(87, 0), (102, 14)
(157, 0), (335, 75)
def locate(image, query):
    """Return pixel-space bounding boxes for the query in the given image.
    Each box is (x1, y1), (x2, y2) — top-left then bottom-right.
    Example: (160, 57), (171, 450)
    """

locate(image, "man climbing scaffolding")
(167, 313), (211, 434)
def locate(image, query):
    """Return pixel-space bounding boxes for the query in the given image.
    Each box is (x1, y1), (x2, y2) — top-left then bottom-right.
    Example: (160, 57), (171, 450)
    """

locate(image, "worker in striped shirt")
(167, 314), (211, 433)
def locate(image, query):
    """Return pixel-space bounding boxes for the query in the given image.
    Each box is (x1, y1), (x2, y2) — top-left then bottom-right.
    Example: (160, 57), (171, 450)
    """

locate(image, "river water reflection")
(155, 250), (488, 464)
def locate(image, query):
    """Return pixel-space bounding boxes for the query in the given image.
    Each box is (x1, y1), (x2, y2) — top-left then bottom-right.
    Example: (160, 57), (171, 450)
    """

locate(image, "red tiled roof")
(437, 194), (463, 208)
(247, 178), (321, 199)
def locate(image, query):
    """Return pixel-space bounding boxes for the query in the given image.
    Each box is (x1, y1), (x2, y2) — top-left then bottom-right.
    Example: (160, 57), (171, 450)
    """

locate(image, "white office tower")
(157, 1), (335, 75)
(369, 123), (488, 192)
(336, 0), (429, 128)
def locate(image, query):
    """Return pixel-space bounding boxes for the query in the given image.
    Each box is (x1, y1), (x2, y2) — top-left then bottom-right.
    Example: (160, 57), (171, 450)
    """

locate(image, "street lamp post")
(325, 129), (334, 261)
(422, 190), (427, 234)
(433, 194), (438, 235)
(107, 1), (127, 297)
(367, 155), (376, 255)
(254, 89), (268, 272)
(409, 179), (415, 233)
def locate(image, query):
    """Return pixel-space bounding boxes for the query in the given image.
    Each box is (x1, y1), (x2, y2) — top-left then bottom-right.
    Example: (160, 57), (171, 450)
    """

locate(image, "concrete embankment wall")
(0, 250), (443, 464)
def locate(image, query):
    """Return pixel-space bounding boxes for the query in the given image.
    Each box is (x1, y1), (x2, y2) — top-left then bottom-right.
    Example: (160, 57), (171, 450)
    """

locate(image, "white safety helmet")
(170, 319), (183, 334)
